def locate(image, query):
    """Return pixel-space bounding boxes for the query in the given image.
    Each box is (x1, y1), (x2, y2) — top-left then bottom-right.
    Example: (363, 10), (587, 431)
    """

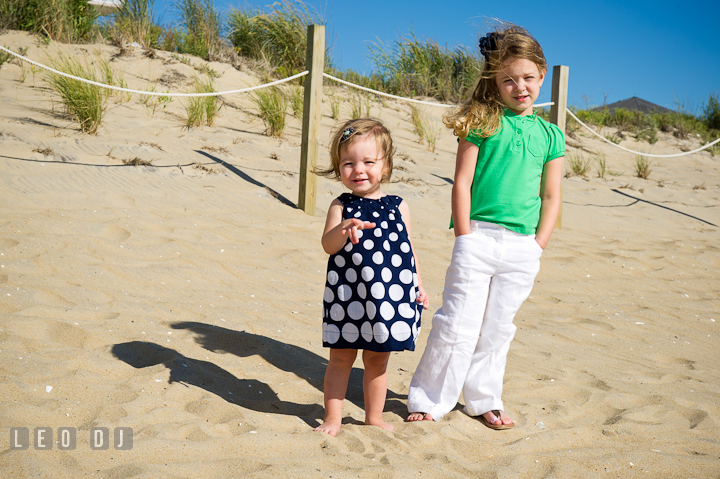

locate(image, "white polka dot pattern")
(322, 194), (422, 352)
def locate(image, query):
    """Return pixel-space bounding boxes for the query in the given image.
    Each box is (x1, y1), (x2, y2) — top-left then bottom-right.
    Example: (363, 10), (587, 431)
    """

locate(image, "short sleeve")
(545, 123), (565, 164)
(463, 128), (487, 148)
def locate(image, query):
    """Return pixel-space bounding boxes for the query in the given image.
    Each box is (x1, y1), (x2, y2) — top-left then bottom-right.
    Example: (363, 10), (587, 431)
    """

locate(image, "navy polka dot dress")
(322, 193), (422, 352)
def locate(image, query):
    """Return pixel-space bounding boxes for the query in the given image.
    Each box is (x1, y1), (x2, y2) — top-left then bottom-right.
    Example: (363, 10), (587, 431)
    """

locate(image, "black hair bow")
(478, 32), (502, 61)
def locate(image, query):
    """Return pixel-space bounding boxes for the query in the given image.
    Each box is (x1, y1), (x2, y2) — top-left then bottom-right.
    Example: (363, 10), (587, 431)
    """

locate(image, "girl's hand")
(417, 285), (429, 310)
(341, 218), (376, 244)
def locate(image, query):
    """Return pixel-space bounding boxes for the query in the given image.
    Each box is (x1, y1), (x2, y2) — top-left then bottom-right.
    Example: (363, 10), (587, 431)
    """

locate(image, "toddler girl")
(314, 118), (428, 436)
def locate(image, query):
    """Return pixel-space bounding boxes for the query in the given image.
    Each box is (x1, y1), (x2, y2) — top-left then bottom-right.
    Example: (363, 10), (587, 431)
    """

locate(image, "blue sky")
(150, 0), (720, 114)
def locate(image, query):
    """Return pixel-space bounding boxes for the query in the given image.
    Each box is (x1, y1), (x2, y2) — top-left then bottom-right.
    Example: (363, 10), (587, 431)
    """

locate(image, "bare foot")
(365, 418), (395, 432)
(314, 419), (342, 436)
(407, 412), (433, 422)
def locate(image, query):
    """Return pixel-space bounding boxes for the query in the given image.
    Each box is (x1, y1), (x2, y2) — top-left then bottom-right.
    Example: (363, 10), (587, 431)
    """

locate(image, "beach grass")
(174, 0), (222, 60)
(227, 0), (323, 79)
(368, 29), (480, 102)
(409, 106), (440, 152)
(328, 92), (341, 119)
(634, 155), (652, 179)
(252, 86), (287, 137)
(106, 0), (160, 48)
(288, 85), (303, 118)
(44, 54), (109, 134)
(348, 93), (370, 119)
(184, 76), (221, 128)
(1, 0), (97, 42)
(566, 152), (591, 177)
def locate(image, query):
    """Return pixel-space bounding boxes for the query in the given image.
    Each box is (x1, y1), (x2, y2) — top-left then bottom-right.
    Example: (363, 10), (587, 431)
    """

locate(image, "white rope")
(324, 72), (553, 109)
(0, 45), (308, 97)
(566, 108), (720, 158)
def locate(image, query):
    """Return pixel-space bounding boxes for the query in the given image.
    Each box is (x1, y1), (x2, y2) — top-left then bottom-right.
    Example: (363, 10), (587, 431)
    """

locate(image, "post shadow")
(611, 189), (717, 226)
(111, 341), (323, 426)
(431, 173), (454, 185)
(194, 150), (297, 209)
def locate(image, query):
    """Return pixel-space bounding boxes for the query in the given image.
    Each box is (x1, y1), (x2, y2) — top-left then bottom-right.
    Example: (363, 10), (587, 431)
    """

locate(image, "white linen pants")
(408, 220), (542, 421)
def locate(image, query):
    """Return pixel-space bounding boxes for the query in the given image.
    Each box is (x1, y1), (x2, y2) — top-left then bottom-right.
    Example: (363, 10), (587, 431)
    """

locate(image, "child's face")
(495, 58), (545, 116)
(339, 133), (386, 199)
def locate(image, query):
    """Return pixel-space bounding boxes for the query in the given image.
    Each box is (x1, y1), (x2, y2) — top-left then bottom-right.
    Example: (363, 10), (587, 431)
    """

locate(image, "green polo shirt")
(459, 109), (564, 235)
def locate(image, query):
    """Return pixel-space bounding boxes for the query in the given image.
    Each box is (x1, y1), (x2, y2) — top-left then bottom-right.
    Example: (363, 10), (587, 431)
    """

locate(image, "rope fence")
(566, 108), (720, 158)
(0, 45), (308, 97)
(324, 72), (554, 109)
(1, 44), (717, 160)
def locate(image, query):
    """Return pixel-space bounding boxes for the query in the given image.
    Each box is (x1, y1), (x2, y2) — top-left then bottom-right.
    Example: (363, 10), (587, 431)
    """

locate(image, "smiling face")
(495, 57), (546, 116)
(339, 133), (386, 199)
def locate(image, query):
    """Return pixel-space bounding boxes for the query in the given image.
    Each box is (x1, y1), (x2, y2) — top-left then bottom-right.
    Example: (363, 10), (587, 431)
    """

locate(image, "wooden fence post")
(298, 24), (325, 215)
(549, 65), (569, 229)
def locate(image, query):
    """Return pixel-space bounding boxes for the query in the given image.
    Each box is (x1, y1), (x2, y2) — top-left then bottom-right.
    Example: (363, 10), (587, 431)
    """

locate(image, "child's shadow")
(111, 340), (327, 427)
(169, 322), (408, 415)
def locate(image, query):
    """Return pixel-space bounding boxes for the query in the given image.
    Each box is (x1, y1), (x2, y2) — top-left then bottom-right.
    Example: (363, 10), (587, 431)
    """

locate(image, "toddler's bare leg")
(362, 350), (394, 431)
(315, 349), (357, 436)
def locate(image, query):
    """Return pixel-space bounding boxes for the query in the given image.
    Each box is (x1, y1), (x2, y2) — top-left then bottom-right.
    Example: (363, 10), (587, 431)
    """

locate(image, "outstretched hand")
(341, 218), (376, 244)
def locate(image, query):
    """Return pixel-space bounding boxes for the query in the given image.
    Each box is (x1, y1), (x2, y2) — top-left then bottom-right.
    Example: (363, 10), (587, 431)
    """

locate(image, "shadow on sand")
(111, 322), (409, 426)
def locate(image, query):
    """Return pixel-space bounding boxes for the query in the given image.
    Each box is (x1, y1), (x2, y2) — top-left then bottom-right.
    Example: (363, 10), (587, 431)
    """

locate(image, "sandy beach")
(1, 31), (719, 478)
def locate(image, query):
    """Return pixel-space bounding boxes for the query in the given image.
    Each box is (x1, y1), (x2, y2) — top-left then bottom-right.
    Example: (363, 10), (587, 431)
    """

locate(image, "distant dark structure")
(594, 96), (674, 115)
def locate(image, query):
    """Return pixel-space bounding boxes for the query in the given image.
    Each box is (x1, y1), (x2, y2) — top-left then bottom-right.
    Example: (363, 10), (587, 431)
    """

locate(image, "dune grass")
(368, 30), (480, 103)
(227, 0), (324, 79)
(174, 0), (223, 60)
(409, 106), (439, 152)
(252, 86), (288, 137)
(44, 54), (110, 134)
(288, 85), (303, 118)
(566, 152), (592, 178)
(1, 0), (97, 42)
(183, 76), (222, 128)
(105, 0), (160, 48)
(634, 156), (652, 179)
(327, 92), (341, 119)
(348, 93), (371, 119)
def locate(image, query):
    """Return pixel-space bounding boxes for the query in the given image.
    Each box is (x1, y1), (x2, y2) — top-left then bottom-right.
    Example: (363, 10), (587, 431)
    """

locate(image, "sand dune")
(1, 30), (719, 477)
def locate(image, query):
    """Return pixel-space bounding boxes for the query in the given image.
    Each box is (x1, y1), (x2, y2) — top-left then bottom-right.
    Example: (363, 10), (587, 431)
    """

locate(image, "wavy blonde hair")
(315, 118), (395, 183)
(443, 24), (548, 139)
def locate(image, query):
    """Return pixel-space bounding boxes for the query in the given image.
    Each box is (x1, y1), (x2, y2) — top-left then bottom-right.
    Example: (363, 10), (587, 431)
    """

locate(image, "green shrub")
(44, 54), (109, 133)
(636, 128), (658, 144)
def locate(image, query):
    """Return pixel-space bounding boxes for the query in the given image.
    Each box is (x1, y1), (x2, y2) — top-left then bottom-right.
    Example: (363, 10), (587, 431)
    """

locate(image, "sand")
(1, 30), (719, 478)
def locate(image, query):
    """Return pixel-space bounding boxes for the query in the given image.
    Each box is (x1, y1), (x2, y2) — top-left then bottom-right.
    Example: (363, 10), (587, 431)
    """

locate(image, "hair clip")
(478, 32), (501, 61)
(340, 126), (355, 143)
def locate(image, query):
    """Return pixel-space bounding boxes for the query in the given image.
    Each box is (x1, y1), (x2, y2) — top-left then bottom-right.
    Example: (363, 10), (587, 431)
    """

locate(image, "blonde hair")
(315, 118), (395, 183)
(443, 23), (548, 139)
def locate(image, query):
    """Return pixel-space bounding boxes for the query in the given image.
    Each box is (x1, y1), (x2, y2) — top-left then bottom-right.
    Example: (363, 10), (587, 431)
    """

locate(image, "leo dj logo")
(10, 427), (133, 450)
